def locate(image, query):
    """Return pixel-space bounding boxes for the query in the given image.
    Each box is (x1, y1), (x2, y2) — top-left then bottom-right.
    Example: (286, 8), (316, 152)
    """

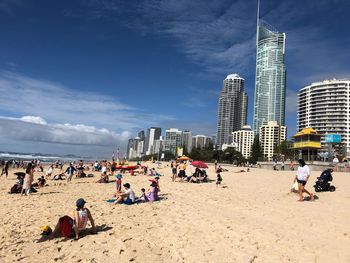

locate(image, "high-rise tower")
(216, 74), (248, 149)
(253, 0), (286, 134)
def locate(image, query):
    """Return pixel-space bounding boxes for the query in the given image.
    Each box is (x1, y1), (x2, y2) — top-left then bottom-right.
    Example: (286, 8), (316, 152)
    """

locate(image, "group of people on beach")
(110, 173), (160, 204)
(1, 155), (330, 243)
(170, 160), (209, 183)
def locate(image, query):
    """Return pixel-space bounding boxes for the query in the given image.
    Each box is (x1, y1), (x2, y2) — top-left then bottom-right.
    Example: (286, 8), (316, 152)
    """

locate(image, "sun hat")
(115, 174), (123, 179)
(76, 198), (86, 207)
(40, 225), (52, 235)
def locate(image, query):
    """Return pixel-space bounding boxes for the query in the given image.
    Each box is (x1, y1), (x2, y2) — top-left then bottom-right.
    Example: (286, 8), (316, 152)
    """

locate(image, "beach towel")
(105, 198), (141, 205)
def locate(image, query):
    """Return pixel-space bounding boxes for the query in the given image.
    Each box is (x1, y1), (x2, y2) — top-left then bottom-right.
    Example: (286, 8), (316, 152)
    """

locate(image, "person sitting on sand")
(96, 171), (109, 183)
(141, 181), (159, 202)
(149, 176), (160, 191)
(113, 183), (135, 205)
(46, 164), (53, 179)
(198, 169), (208, 182)
(294, 159), (314, 201)
(188, 173), (199, 183)
(53, 173), (65, 181)
(38, 176), (47, 187)
(50, 198), (96, 240)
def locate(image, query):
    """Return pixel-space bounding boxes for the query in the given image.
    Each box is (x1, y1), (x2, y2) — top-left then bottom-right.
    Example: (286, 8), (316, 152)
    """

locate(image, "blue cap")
(76, 198), (86, 207)
(115, 174), (123, 179)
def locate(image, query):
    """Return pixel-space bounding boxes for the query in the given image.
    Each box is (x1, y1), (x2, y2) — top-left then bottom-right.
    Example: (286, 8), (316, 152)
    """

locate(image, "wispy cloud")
(182, 97), (207, 108)
(80, 0), (350, 85)
(76, 0), (257, 77)
(0, 71), (174, 132)
(0, 0), (22, 14)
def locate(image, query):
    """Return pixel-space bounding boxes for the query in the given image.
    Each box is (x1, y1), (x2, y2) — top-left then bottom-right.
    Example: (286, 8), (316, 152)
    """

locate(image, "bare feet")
(310, 194), (315, 201)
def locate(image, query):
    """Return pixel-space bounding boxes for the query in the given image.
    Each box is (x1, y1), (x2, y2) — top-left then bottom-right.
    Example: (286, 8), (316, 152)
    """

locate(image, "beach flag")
(177, 147), (183, 157)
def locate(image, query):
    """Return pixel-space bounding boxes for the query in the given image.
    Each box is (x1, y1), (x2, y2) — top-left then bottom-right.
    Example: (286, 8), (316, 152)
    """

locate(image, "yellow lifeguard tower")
(293, 128), (321, 161)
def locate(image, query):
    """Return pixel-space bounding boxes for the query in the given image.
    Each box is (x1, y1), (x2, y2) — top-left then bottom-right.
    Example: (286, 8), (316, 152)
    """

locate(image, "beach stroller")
(314, 168), (336, 192)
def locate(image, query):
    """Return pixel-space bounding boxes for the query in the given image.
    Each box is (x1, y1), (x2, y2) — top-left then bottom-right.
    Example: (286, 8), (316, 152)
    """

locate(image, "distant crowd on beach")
(0, 156), (341, 241)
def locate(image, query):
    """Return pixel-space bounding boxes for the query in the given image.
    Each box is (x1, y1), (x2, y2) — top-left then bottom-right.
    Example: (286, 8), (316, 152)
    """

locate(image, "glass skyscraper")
(253, 20), (286, 135)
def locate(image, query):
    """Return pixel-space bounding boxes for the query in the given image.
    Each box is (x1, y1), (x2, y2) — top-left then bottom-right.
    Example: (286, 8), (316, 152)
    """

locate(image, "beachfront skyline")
(0, 0), (349, 157)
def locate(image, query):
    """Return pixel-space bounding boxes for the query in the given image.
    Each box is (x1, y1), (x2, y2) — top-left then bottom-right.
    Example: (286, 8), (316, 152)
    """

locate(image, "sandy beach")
(0, 163), (350, 263)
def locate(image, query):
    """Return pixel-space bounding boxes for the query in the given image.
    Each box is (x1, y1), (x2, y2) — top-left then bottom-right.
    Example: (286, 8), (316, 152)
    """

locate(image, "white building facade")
(145, 127), (161, 155)
(164, 128), (183, 155)
(259, 121), (286, 160)
(232, 125), (254, 159)
(298, 79), (350, 153)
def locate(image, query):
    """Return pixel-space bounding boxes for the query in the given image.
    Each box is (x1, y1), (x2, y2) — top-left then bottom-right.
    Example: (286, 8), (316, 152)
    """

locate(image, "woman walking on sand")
(294, 159), (314, 201)
(22, 163), (35, 196)
(0, 160), (10, 178)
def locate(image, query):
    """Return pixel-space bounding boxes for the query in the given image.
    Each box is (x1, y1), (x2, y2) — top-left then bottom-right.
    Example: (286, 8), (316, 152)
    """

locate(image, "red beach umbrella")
(191, 161), (208, 169)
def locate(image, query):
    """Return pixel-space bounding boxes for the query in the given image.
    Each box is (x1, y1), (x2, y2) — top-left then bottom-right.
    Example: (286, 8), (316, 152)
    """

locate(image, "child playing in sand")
(115, 174), (122, 193)
(216, 173), (222, 187)
(38, 176), (46, 187)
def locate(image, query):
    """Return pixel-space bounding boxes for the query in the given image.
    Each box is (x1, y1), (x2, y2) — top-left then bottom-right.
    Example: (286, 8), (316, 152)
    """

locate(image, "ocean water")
(0, 152), (82, 163)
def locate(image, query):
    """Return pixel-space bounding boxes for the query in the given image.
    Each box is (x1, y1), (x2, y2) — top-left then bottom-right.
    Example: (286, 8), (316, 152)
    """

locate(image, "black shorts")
(172, 168), (177, 174)
(297, 179), (307, 186)
(178, 170), (185, 177)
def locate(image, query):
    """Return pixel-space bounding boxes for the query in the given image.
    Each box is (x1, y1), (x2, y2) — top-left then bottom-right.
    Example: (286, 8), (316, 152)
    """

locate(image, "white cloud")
(20, 116), (47, 125)
(0, 71), (175, 155)
(0, 116), (130, 146)
(0, 71), (174, 131)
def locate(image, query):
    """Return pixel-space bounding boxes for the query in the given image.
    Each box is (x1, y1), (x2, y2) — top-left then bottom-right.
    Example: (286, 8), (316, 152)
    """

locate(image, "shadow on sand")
(35, 224), (113, 243)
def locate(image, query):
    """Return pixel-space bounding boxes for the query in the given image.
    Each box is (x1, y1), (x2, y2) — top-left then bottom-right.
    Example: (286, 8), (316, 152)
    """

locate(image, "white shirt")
(333, 158), (339, 164)
(125, 188), (135, 202)
(46, 167), (53, 175)
(101, 166), (107, 173)
(297, 165), (310, 181)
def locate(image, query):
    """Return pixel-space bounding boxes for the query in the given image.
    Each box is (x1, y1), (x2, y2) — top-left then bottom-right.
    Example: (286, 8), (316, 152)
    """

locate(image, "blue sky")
(0, 0), (349, 157)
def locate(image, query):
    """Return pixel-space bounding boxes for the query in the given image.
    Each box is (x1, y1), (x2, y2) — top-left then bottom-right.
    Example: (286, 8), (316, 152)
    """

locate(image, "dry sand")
(0, 162), (350, 263)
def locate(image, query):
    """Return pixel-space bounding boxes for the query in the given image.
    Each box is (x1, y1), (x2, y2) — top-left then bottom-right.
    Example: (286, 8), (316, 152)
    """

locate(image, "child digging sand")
(216, 173), (222, 188)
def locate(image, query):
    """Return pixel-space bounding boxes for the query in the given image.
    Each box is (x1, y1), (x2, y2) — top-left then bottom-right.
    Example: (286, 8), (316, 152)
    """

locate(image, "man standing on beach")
(0, 160), (10, 178)
(65, 163), (76, 183)
(171, 160), (177, 182)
